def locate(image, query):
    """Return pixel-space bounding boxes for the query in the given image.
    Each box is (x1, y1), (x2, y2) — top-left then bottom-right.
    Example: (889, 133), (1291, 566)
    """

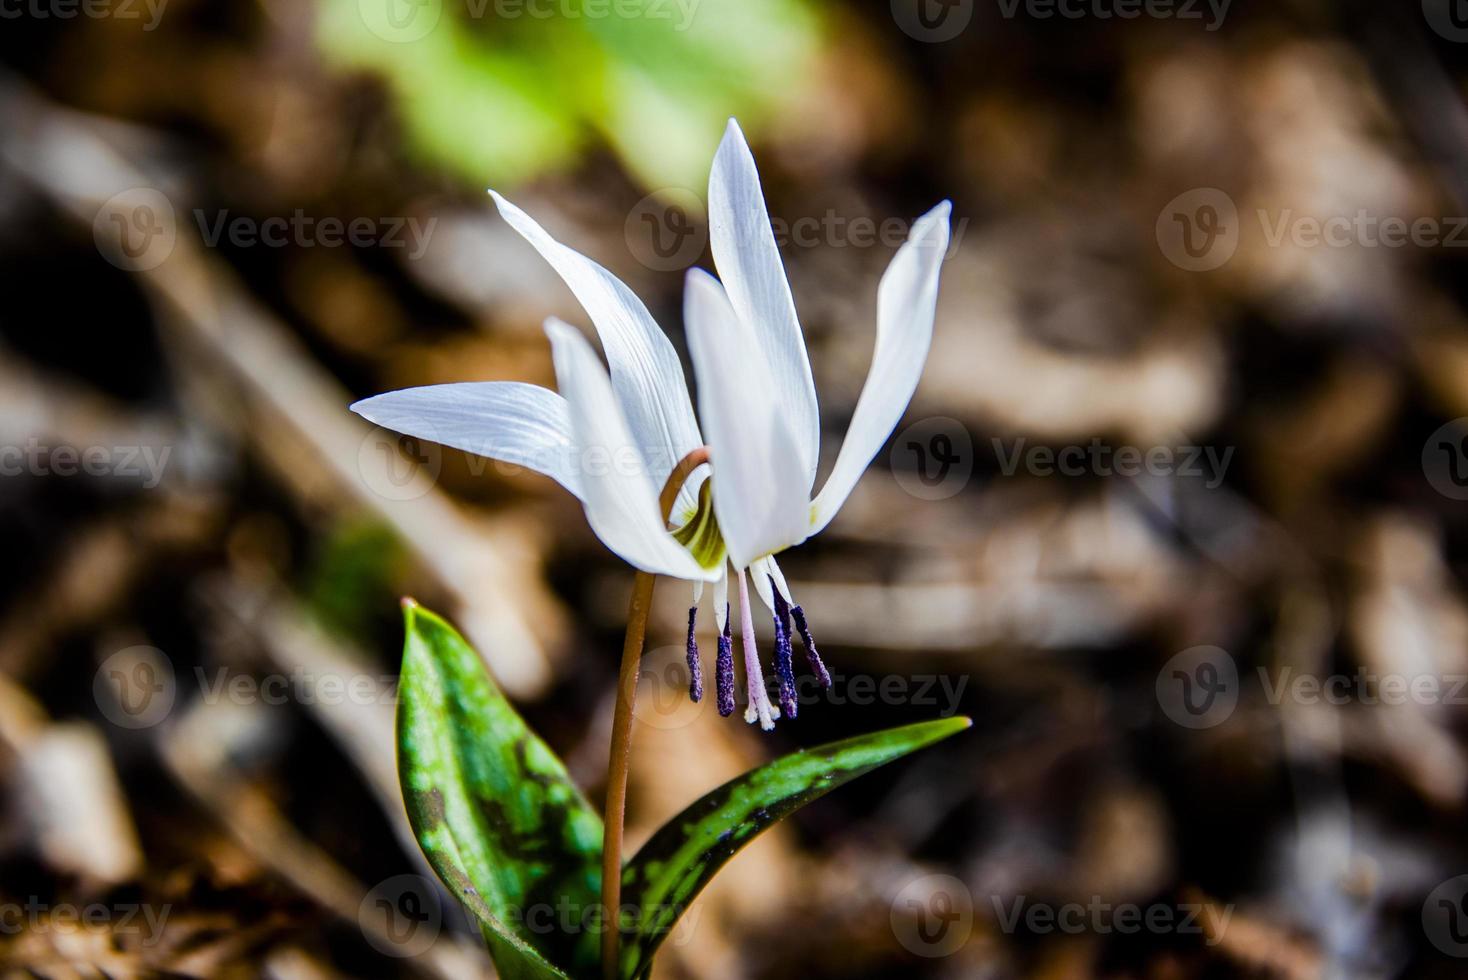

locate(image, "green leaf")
(619, 716), (971, 978)
(397, 600), (605, 979)
(314, 0), (824, 190)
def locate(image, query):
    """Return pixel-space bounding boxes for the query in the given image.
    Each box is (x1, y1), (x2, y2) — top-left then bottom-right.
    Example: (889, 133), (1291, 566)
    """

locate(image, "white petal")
(707, 120), (819, 491)
(490, 191), (704, 518)
(544, 318), (715, 580)
(351, 382), (582, 497)
(762, 555), (794, 604)
(713, 566), (729, 631)
(683, 269), (810, 569)
(810, 202), (952, 534)
(750, 557), (777, 613)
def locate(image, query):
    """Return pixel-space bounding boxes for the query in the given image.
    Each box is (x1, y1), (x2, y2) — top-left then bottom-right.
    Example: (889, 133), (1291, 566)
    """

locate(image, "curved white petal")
(810, 201), (952, 534)
(683, 269), (810, 569)
(707, 120), (819, 492)
(713, 565), (729, 631)
(490, 191), (704, 517)
(544, 318), (715, 581)
(351, 382), (582, 498)
(760, 555), (794, 604)
(750, 557), (777, 613)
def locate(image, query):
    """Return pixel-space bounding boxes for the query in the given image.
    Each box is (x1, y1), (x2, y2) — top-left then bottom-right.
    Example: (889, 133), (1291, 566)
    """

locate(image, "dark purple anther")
(769, 577), (798, 719)
(685, 606), (703, 703)
(790, 605), (831, 688)
(716, 607), (735, 717)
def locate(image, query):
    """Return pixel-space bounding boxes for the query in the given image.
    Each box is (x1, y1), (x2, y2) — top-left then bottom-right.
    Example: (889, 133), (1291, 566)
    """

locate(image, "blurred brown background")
(4, 0), (1468, 976)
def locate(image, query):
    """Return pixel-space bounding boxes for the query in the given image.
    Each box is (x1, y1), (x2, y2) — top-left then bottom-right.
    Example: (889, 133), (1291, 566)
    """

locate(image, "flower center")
(671, 479), (725, 570)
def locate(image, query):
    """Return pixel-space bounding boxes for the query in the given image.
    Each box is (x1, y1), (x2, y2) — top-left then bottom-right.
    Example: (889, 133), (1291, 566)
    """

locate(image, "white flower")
(352, 119), (950, 729)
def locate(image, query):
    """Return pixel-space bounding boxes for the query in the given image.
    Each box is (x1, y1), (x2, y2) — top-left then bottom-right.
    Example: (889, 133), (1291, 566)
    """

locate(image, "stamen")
(769, 576), (797, 720)
(685, 606), (702, 703)
(736, 568), (777, 731)
(790, 605), (831, 688)
(716, 608), (735, 717)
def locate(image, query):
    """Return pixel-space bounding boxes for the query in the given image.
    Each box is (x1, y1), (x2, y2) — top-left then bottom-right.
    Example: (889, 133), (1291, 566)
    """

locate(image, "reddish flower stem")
(601, 446), (710, 980)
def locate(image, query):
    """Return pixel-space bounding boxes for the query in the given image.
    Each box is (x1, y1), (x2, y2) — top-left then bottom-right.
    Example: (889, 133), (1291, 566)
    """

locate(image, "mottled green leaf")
(619, 716), (971, 978)
(397, 600), (604, 979)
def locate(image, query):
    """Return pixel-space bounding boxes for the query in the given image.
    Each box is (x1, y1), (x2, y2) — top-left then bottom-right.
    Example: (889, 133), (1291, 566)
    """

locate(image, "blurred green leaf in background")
(316, 0), (823, 191)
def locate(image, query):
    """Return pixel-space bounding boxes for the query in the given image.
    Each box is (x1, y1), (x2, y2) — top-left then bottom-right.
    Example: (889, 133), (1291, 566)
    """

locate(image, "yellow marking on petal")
(672, 480), (727, 570)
